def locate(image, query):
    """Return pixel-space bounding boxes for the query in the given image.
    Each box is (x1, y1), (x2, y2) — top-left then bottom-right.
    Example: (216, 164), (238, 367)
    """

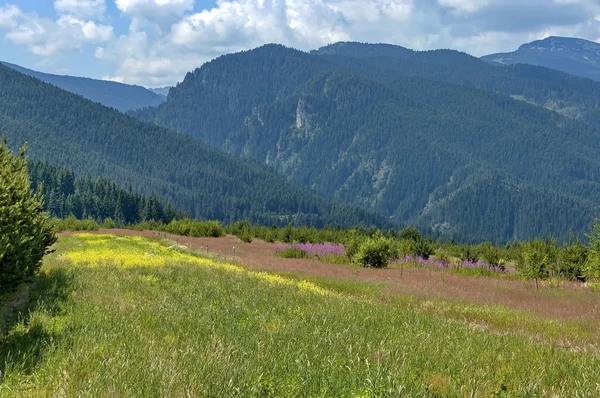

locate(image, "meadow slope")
(1, 233), (599, 396)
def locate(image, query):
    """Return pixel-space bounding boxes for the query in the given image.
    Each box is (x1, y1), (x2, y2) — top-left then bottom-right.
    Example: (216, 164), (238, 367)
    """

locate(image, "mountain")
(313, 41), (600, 126)
(0, 63), (390, 229)
(482, 37), (600, 82)
(1, 62), (165, 112)
(149, 86), (172, 98)
(132, 44), (600, 242)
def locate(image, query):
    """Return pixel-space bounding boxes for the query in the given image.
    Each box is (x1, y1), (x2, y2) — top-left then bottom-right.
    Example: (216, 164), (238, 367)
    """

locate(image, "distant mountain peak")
(518, 36), (600, 53)
(482, 36), (600, 81)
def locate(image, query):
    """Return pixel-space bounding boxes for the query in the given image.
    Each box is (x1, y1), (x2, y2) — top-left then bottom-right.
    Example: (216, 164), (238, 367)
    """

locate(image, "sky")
(1, 0), (600, 88)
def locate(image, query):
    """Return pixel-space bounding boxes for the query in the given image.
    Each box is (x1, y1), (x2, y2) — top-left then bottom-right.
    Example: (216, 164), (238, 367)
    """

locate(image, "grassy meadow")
(1, 234), (600, 396)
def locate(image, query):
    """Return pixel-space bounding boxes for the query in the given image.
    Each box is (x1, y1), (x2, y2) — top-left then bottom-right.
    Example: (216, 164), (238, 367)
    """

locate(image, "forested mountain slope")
(482, 36), (600, 82)
(1, 62), (165, 112)
(133, 44), (600, 242)
(0, 64), (390, 229)
(313, 42), (600, 126)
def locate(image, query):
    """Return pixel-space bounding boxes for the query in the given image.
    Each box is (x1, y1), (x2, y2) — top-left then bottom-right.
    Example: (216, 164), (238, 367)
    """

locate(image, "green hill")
(133, 44), (600, 242)
(0, 64), (390, 229)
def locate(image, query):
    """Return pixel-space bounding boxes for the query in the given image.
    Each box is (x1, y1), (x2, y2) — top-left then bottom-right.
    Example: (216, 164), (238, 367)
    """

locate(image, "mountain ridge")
(0, 63), (390, 229)
(481, 36), (600, 82)
(1, 61), (165, 112)
(131, 43), (600, 242)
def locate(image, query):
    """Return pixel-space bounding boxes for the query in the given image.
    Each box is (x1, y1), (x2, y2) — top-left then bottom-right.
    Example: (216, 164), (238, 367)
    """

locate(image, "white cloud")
(115, 0), (194, 27)
(0, 4), (21, 28)
(0, 5), (113, 57)
(54, 0), (106, 18)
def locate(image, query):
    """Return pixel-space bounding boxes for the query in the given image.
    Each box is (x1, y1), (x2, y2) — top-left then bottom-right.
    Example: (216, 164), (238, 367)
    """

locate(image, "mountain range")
(132, 42), (600, 242)
(1, 62), (165, 112)
(5, 36), (600, 242)
(0, 63), (389, 229)
(482, 36), (600, 82)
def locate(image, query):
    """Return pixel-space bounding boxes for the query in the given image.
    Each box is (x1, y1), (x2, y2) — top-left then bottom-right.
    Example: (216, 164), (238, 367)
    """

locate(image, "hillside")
(1, 62), (165, 112)
(482, 36), (600, 82)
(0, 63), (390, 229)
(133, 44), (600, 242)
(313, 41), (600, 126)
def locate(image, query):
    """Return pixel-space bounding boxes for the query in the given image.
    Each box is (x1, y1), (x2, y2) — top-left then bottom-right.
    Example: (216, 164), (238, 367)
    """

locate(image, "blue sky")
(1, 0), (600, 87)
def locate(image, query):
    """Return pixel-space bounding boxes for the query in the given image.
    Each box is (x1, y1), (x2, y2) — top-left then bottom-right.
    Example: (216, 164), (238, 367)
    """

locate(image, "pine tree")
(0, 135), (56, 292)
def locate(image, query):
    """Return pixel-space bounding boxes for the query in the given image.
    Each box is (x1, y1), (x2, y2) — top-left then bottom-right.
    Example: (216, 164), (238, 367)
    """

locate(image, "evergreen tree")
(0, 136), (55, 292)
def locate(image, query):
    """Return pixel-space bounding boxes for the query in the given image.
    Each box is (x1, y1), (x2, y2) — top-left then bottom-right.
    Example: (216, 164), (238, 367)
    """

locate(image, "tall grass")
(2, 234), (599, 396)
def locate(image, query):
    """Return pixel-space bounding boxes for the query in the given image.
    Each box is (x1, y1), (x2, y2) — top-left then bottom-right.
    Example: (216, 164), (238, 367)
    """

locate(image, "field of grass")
(1, 234), (600, 396)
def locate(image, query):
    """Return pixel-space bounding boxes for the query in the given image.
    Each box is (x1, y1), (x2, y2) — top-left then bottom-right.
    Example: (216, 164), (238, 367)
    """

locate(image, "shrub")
(0, 137), (56, 292)
(102, 217), (116, 229)
(412, 236), (434, 260)
(585, 221), (600, 282)
(517, 238), (557, 289)
(344, 229), (364, 261)
(275, 247), (307, 259)
(558, 239), (588, 281)
(355, 235), (394, 268)
(164, 219), (224, 238)
(238, 234), (253, 243)
(399, 227), (422, 242)
(479, 242), (504, 270)
(52, 215), (100, 232)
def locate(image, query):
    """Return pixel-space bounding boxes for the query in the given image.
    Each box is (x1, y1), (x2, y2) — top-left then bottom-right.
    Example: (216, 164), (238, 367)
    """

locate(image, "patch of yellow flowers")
(63, 234), (333, 297)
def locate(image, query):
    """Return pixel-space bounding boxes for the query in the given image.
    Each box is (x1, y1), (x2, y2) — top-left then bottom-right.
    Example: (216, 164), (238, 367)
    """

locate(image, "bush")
(52, 215), (100, 232)
(412, 236), (434, 260)
(102, 217), (116, 229)
(238, 234), (253, 243)
(0, 137), (56, 292)
(164, 219), (224, 238)
(558, 239), (588, 281)
(585, 221), (600, 282)
(517, 238), (557, 288)
(275, 247), (307, 259)
(355, 235), (394, 268)
(344, 229), (365, 261)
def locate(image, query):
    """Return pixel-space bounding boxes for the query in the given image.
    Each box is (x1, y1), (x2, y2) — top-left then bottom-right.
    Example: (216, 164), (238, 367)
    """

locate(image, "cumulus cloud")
(115, 0), (194, 27)
(0, 4), (21, 28)
(0, 5), (113, 57)
(54, 0), (106, 18)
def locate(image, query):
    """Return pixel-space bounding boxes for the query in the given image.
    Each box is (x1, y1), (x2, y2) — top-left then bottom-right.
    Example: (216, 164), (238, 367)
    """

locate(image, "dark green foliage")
(1, 62), (164, 112)
(0, 137), (56, 292)
(355, 235), (395, 268)
(558, 239), (588, 281)
(0, 64), (390, 230)
(29, 161), (184, 225)
(134, 44), (600, 243)
(411, 237), (435, 260)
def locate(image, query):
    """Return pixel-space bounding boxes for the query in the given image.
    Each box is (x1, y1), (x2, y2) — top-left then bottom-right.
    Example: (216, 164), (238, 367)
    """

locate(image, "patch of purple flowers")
(275, 243), (346, 259)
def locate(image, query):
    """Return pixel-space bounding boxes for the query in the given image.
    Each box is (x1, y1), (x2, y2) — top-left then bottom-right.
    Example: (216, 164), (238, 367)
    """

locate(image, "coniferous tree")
(0, 136), (55, 292)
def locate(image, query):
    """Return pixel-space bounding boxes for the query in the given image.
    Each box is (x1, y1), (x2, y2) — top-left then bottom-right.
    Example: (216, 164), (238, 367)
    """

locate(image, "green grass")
(2, 234), (600, 396)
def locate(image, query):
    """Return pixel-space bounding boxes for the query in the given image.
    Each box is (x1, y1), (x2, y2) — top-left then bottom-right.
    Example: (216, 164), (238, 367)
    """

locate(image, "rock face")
(481, 36), (600, 81)
(296, 99), (307, 128)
